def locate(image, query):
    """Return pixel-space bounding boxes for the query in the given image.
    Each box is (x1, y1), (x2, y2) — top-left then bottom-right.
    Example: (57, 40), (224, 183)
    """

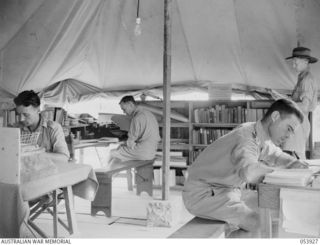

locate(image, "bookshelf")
(1, 107), (88, 133)
(190, 100), (271, 162)
(141, 100), (273, 166)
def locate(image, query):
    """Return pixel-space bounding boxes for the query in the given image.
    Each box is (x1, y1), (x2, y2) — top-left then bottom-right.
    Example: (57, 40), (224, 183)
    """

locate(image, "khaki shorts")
(182, 180), (256, 229)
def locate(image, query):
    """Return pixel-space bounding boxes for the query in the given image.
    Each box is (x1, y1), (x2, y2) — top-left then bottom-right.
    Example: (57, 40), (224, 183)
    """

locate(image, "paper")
(280, 188), (320, 236)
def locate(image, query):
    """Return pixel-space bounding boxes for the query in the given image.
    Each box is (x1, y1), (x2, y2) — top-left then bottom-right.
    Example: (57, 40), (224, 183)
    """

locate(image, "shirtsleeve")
(126, 113), (144, 148)
(299, 76), (314, 104)
(50, 123), (70, 158)
(231, 133), (273, 183)
(259, 141), (296, 168)
(231, 132), (297, 184)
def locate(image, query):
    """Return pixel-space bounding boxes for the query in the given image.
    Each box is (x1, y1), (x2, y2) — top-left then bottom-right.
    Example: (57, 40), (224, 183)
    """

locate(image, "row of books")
(2, 110), (18, 127)
(41, 107), (67, 125)
(192, 128), (231, 145)
(154, 151), (187, 167)
(193, 106), (267, 123)
(1, 107), (67, 127)
(160, 127), (188, 140)
(192, 148), (205, 161)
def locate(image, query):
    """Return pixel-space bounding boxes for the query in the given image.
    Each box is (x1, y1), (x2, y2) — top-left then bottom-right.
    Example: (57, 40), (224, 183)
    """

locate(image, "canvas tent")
(1, 0), (320, 105)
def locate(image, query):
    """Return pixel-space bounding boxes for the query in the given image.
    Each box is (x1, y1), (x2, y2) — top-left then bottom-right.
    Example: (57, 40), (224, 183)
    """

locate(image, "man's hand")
(287, 160), (309, 169)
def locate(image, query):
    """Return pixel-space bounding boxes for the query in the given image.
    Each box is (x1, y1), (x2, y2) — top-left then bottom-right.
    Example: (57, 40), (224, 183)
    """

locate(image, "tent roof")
(1, 0), (320, 103)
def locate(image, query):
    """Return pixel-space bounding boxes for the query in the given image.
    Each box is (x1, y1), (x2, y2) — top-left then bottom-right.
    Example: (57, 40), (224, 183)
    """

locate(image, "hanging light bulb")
(134, 17), (142, 36)
(134, 0), (142, 36)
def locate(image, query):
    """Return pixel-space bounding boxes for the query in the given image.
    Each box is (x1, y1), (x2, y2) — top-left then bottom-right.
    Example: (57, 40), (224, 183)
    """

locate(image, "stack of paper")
(263, 169), (314, 187)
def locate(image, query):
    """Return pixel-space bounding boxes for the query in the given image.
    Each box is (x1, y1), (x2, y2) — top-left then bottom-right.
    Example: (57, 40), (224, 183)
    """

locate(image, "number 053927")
(300, 239), (318, 244)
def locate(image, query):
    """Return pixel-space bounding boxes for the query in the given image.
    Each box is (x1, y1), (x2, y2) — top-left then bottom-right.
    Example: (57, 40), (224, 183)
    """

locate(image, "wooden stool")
(91, 159), (154, 217)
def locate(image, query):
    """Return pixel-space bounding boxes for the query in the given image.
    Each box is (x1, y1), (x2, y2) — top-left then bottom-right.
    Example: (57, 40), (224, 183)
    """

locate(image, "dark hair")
(119, 95), (136, 104)
(14, 90), (40, 107)
(262, 99), (304, 123)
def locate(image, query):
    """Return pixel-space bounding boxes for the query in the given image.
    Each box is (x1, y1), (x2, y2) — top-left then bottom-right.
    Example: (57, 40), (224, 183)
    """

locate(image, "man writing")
(183, 99), (308, 236)
(14, 90), (69, 162)
(110, 95), (160, 162)
(13, 90), (70, 236)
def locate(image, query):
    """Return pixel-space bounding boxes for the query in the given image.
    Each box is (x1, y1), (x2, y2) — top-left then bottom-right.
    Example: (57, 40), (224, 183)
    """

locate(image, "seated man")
(14, 90), (69, 163)
(183, 99), (308, 235)
(14, 90), (70, 236)
(110, 95), (160, 162)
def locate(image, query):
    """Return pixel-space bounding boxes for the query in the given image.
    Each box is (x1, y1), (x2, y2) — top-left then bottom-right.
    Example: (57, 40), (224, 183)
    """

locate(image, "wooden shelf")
(159, 122), (189, 128)
(153, 164), (188, 169)
(192, 123), (239, 128)
(158, 143), (189, 150)
(192, 144), (208, 148)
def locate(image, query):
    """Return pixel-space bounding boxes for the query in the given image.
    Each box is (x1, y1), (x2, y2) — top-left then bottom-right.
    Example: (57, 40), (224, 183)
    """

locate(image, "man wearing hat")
(269, 46), (318, 159)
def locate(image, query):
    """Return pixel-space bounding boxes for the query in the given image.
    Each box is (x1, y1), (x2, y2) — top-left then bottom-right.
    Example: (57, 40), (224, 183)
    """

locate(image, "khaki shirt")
(292, 69), (318, 112)
(21, 115), (69, 158)
(116, 106), (160, 160)
(186, 121), (296, 188)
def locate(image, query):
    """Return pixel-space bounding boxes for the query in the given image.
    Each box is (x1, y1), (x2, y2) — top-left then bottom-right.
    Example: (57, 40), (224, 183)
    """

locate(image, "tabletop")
(0, 161), (98, 238)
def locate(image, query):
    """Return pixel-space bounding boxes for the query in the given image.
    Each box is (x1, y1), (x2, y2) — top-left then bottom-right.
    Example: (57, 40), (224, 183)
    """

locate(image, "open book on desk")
(263, 159), (320, 187)
(263, 169), (316, 187)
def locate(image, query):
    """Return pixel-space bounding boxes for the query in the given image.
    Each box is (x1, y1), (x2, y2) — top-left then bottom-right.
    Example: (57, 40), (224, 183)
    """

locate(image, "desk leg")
(79, 149), (84, 164)
(91, 175), (112, 217)
(52, 190), (58, 238)
(259, 208), (272, 238)
(126, 169), (133, 191)
(63, 186), (78, 236)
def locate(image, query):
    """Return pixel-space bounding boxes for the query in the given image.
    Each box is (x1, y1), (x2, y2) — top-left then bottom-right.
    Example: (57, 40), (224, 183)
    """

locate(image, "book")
(263, 169), (314, 187)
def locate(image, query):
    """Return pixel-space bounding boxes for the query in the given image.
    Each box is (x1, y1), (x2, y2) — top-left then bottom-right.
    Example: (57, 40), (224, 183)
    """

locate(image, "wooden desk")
(258, 183), (320, 238)
(0, 162), (98, 238)
(74, 138), (119, 164)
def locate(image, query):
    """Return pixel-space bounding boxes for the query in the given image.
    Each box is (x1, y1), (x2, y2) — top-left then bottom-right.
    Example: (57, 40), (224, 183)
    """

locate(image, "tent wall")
(1, 0), (320, 103)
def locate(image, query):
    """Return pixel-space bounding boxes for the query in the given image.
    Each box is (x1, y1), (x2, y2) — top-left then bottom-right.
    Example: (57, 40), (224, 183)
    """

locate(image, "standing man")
(14, 90), (69, 162)
(268, 46), (318, 159)
(183, 99), (308, 235)
(110, 95), (160, 162)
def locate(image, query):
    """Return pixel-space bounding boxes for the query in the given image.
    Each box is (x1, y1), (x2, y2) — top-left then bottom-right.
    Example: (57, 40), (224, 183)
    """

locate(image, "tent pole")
(162, 0), (172, 200)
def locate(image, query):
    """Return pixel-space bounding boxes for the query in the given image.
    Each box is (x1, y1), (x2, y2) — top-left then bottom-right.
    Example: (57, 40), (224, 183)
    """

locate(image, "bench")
(168, 217), (226, 238)
(91, 159), (154, 217)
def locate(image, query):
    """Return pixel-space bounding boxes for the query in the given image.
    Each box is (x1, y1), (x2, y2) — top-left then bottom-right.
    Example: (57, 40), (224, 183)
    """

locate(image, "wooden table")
(258, 159), (320, 238)
(258, 183), (320, 238)
(74, 138), (119, 164)
(0, 161), (98, 238)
